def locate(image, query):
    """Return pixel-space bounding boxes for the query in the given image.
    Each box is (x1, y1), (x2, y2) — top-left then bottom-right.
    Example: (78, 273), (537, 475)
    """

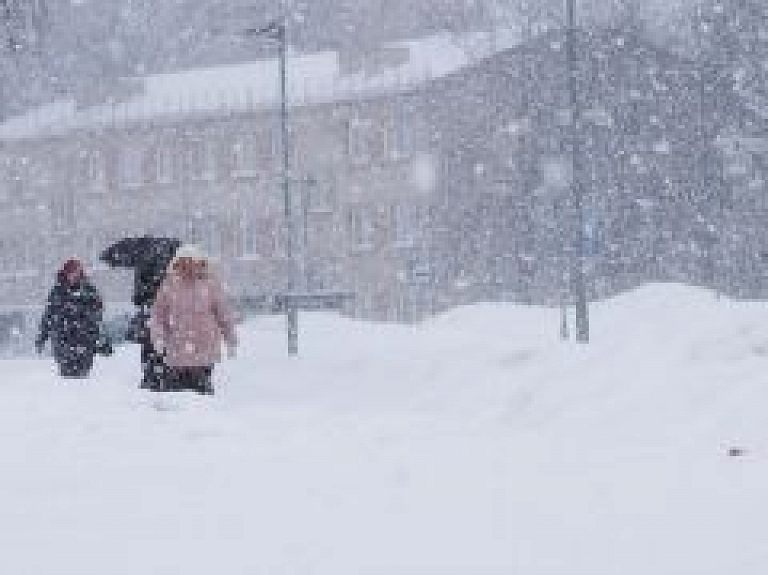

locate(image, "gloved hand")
(34, 338), (45, 354)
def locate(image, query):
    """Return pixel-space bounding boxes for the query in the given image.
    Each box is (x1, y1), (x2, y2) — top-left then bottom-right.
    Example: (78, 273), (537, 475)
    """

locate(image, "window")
(0, 240), (11, 275)
(27, 157), (50, 188)
(726, 153), (751, 178)
(305, 262), (333, 291)
(118, 147), (144, 189)
(240, 211), (258, 258)
(7, 157), (29, 200)
(187, 139), (215, 181)
(239, 212), (277, 259)
(347, 117), (376, 164)
(348, 207), (375, 248)
(52, 191), (75, 232)
(231, 134), (262, 178)
(204, 219), (221, 256)
(490, 255), (516, 288)
(0, 158), (12, 202)
(0, 158), (21, 201)
(392, 204), (420, 247)
(82, 150), (107, 192)
(394, 103), (414, 157)
(155, 146), (174, 184)
(407, 255), (432, 284)
(308, 178), (335, 213)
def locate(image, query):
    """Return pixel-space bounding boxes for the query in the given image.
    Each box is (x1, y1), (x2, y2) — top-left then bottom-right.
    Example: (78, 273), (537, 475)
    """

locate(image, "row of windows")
(345, 105), (419, 165)
(80, 133), (277, 191)
(178, 203), (430, 260)
(78, 118), (419, 192)
(347, 204), (428, 248)
(234, 204), (427, 259)
(96, 106), (421, 189)
(0, 106), (425, 198)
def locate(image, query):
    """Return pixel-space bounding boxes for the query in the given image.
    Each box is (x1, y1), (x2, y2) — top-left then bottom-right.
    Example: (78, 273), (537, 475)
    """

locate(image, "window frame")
(187, 139), (216, 182)
(155, 146), (175, 185)
(117, 146), (145, 190)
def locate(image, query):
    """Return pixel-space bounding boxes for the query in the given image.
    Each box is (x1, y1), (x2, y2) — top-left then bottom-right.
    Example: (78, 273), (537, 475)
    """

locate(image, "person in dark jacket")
(36, 259), (105, 378)
(132, 239), (180, 391)
(100, 236), (180, 390)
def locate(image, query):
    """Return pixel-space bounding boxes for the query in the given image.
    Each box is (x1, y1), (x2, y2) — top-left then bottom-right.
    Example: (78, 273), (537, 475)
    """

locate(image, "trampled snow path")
(1, 284), (767, 574)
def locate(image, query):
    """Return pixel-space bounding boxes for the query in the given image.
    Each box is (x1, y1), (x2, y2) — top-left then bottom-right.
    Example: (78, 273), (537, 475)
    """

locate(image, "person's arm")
(86, 282), (104, 322)
(211, 280), (237, 348)
(36, 286), (58, 350)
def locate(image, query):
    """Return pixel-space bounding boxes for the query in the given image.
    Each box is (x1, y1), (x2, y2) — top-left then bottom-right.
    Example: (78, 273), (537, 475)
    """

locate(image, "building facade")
(0, 44), (445, 325)
(0, 28), (765, 347)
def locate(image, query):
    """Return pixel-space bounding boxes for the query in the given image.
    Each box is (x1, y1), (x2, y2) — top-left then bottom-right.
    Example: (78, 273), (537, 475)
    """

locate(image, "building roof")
(0, 31), (520, 141)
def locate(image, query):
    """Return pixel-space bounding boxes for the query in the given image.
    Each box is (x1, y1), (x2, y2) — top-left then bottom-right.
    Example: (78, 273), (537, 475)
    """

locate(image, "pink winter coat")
(149, 273), (237, 368)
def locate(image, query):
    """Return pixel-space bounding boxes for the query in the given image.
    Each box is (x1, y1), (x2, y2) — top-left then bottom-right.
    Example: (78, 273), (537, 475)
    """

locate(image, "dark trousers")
(135, 312), (213, 395)
(165, 365), (214, 395)
(57, 352), (94, 378)
(140, 337), (170, 391)
(53, 339), (95, 378)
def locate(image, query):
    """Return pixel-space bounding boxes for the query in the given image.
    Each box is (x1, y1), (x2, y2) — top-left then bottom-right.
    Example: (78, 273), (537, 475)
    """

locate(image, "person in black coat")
(36, 259), (105, 378)
(100, 236), (180, 390)
(132, 240), (179, 390)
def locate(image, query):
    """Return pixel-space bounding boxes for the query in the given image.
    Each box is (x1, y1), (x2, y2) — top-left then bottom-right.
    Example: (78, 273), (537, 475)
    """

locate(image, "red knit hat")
(58, 258), (84, 282)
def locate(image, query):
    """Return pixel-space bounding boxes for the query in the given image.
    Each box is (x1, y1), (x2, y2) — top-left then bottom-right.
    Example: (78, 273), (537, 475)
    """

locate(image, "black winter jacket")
(38, 278), (104, 355)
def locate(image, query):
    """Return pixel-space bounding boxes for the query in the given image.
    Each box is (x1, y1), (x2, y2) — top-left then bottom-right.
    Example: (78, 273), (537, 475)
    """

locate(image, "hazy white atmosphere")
(0, 0), (767, 573)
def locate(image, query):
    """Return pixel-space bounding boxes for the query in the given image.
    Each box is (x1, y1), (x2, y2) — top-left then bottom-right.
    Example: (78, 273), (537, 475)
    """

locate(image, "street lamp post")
(565, 0), (590, 343)
(245, 20), (303, 355)
(236, 18), (353, 355)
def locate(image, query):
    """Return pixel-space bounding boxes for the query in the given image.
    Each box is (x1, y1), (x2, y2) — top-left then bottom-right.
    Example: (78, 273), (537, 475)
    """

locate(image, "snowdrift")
(1, 283), (766, 574)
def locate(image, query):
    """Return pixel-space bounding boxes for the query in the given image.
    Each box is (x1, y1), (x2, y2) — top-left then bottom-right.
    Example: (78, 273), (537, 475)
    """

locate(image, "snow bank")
(1, 283), (767, 574)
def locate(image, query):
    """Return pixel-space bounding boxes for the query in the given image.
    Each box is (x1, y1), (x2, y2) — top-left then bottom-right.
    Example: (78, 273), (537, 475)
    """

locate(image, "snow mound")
(1, 282), (767, 574)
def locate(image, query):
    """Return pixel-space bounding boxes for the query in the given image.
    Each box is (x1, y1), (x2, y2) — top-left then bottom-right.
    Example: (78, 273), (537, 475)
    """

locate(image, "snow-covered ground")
(2, 283), (767, 574)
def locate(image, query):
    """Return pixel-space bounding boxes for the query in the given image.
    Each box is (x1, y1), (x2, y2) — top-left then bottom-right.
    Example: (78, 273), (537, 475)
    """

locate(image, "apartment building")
(0, 35), (479, 327)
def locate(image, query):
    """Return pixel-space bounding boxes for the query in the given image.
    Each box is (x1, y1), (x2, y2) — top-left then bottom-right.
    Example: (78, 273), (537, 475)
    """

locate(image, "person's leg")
(199, 365), (214, 395)
(139, 338), (154, 389)
(54, 339), (78, 377)
(141, 340), (170, 391)
(179, 367), (206, 393)
(58, 360), (75, 377)
(194, 365), (213, 395)
(70, 351), (94, 378)
(161, 366), (182, 392)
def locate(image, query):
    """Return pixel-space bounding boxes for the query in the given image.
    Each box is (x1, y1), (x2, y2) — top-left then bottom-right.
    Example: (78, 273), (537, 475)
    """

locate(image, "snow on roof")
(0, 32), (519, 141)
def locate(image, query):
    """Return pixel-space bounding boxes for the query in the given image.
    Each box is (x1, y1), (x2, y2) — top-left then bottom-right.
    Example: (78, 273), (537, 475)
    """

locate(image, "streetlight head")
(245, 21), (284, 40)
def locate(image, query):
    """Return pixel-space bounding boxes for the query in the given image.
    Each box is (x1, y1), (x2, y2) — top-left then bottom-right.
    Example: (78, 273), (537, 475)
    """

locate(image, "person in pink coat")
(149, 244), (237, 395)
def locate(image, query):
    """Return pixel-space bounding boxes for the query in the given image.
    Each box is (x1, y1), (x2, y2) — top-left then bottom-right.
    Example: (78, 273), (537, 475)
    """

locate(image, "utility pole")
(565, 0), (590, 342)
(245, 20), (301, 356)
(276, 23), (300, 356)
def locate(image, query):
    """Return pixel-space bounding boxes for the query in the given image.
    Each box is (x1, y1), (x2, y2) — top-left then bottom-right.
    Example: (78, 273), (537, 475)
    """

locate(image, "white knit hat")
(172, 243), (207, 261)
(168, 243), (209, 272)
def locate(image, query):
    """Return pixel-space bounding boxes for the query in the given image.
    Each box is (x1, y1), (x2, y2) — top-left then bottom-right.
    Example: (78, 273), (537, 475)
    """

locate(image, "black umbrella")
(100, 236), (180, 268)
(100, 236), (181, 307)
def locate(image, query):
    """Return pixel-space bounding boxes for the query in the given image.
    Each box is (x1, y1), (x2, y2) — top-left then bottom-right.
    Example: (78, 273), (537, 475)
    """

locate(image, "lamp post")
(244, 20), (304, 355)
(231, 17), (353, 355)
(565, 0), (590, 342)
